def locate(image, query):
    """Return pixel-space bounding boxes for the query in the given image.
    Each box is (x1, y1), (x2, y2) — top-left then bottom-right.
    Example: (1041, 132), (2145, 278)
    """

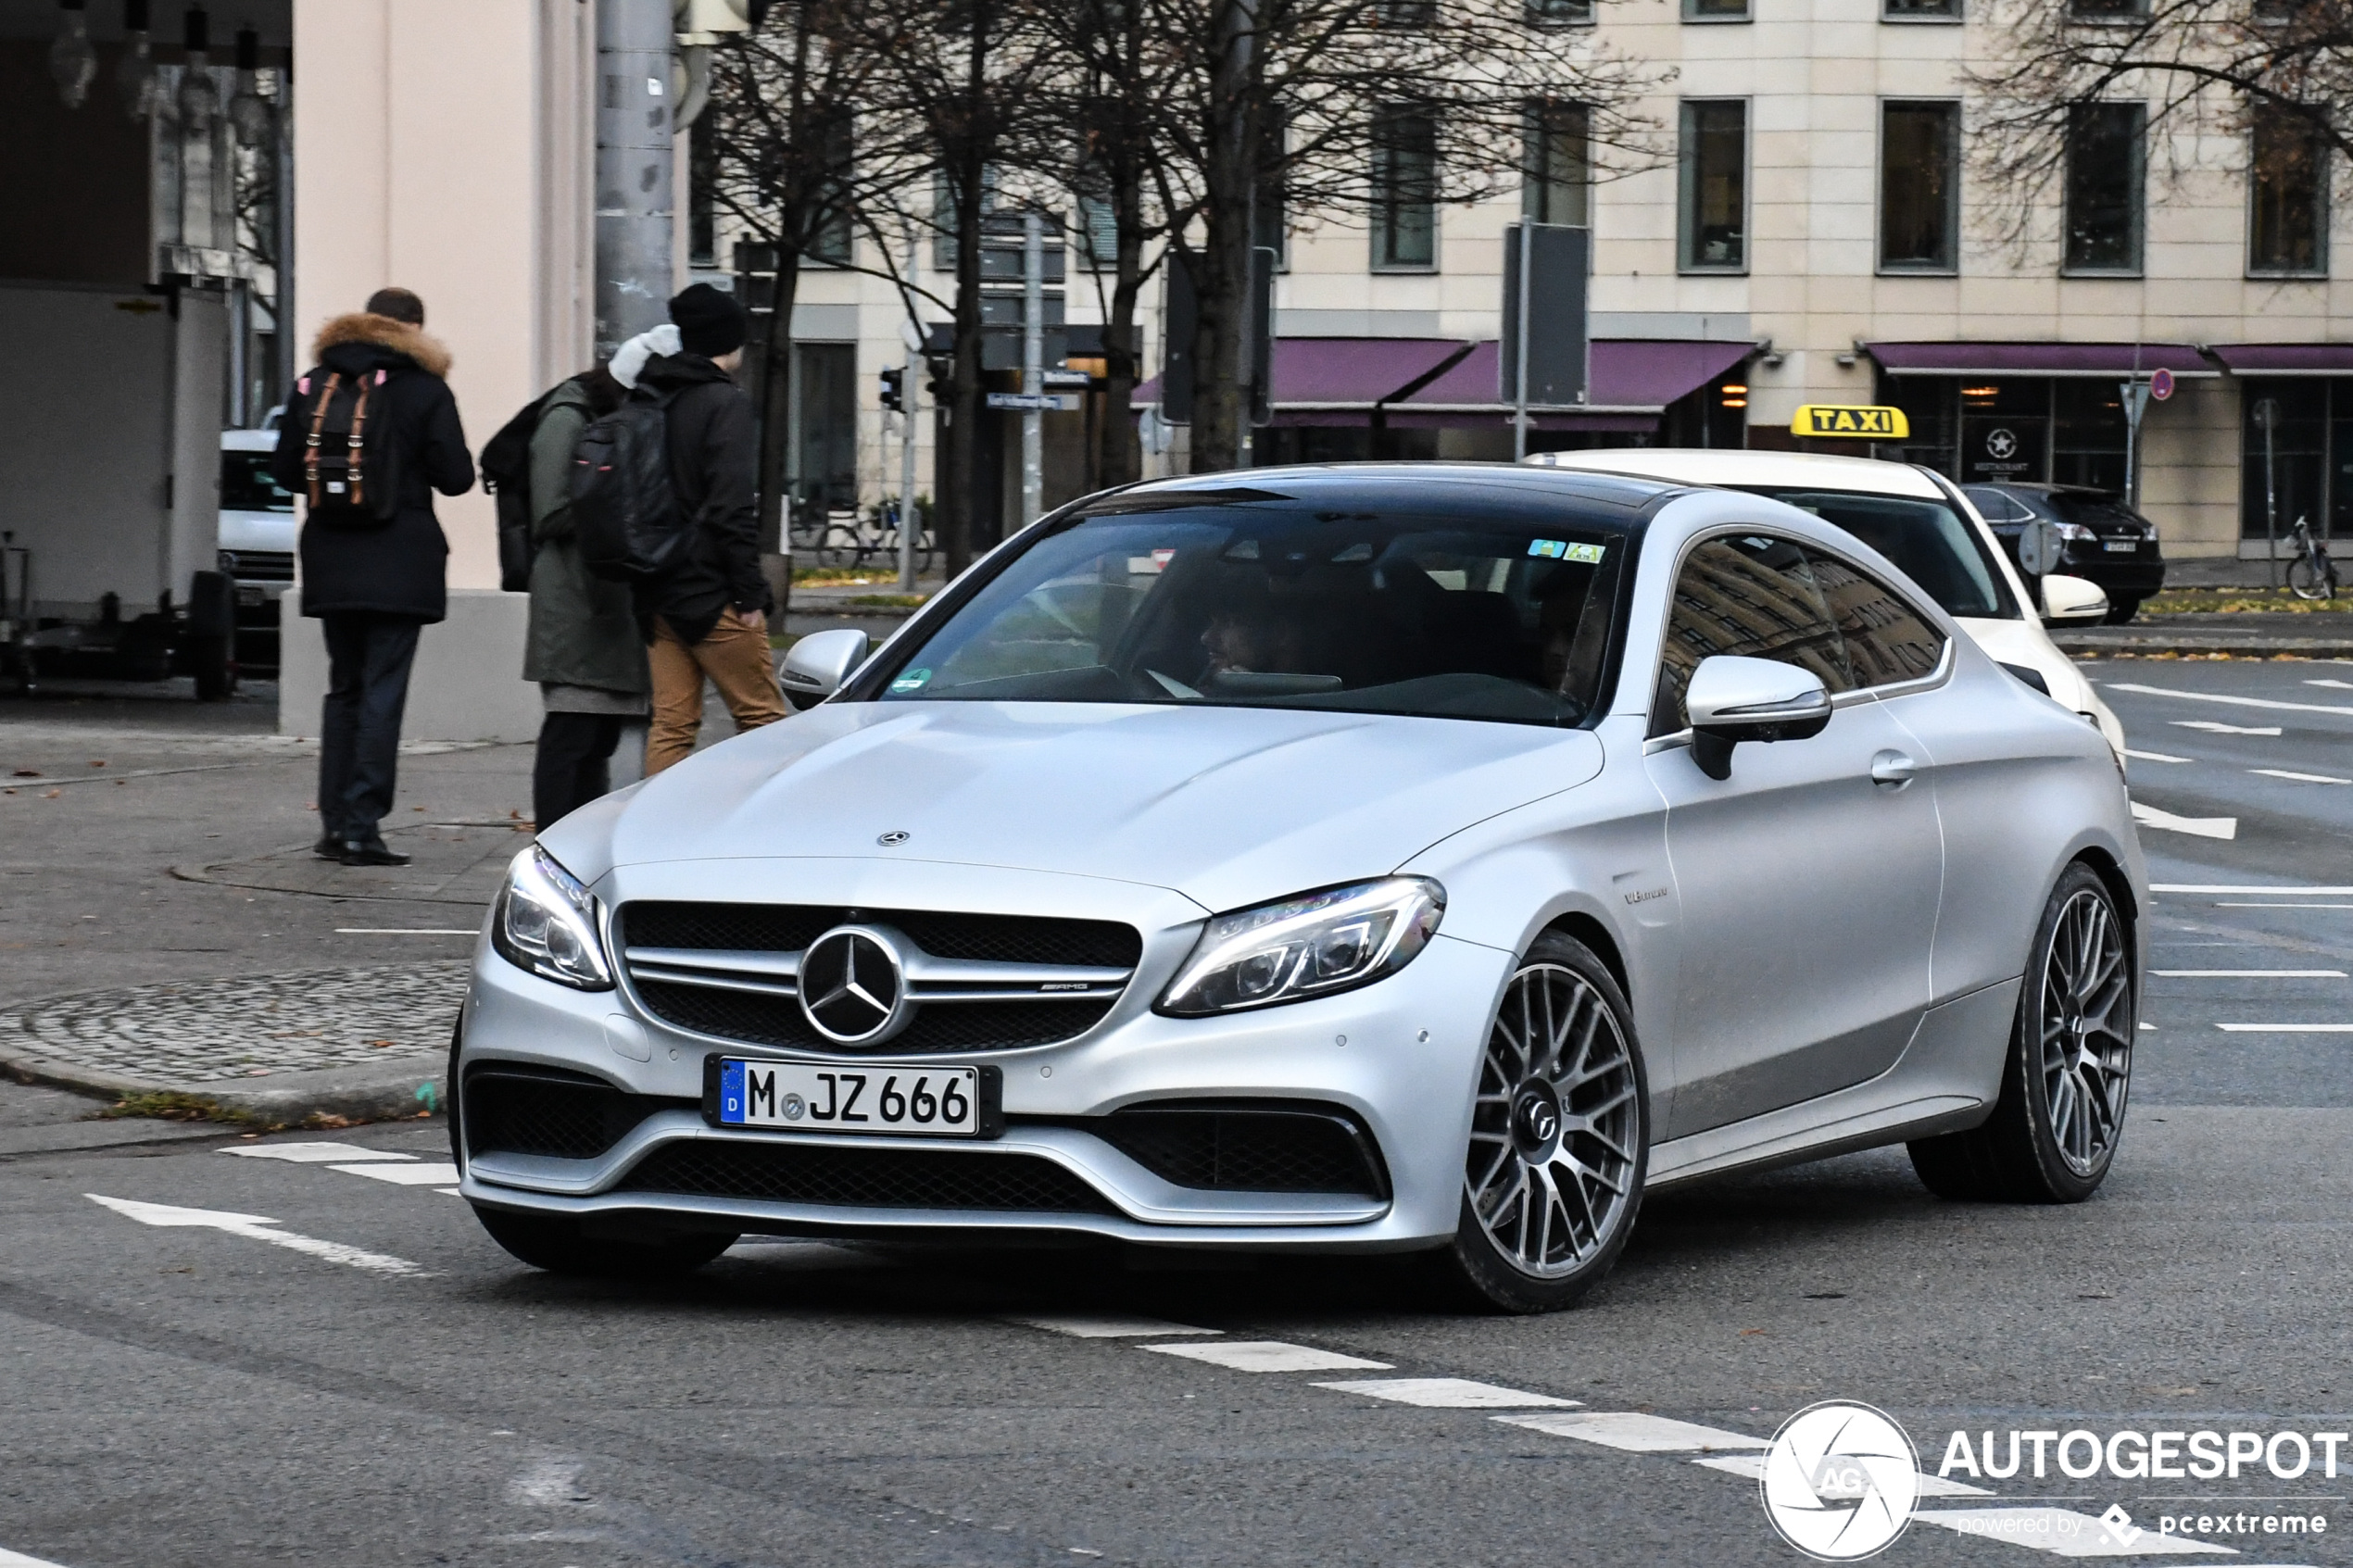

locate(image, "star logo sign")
(799, 927), (909, 1045)
(1760, 1402), (1920, 1561)
(1985, 428), (2019, 460)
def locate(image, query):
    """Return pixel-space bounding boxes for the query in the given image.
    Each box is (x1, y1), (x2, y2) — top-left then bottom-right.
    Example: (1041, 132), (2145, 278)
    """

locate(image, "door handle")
(1870, 749), (1917, 787)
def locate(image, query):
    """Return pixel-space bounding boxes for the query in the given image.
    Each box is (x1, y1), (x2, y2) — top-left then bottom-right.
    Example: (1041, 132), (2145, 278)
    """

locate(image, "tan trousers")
(646, 609), (787, 775)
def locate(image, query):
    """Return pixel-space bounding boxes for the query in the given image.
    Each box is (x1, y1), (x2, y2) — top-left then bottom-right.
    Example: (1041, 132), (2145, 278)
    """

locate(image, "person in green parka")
(523, 362), (648, 828)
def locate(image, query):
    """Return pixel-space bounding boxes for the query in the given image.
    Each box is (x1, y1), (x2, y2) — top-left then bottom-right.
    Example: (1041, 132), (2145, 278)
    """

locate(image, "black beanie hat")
(670, 283), (748, 358)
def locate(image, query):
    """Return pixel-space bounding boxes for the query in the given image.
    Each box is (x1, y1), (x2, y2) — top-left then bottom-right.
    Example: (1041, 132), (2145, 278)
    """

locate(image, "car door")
(1642, 533), (1944, 1140)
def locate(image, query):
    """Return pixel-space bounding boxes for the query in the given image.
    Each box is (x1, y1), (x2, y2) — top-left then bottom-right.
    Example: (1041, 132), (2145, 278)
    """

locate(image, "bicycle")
(2286, 514), (2340, 602)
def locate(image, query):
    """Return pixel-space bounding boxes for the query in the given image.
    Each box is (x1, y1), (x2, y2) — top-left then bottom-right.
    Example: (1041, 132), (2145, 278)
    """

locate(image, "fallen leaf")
(88, 759), (107, 768)
(11, 769), (39, 777)
(1741, 1328), (1767, 1336)
(43, 789), (60, 799)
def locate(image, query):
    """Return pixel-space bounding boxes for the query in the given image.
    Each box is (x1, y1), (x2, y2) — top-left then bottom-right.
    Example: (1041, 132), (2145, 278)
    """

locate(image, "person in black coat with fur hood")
(271, 287), (475, 866)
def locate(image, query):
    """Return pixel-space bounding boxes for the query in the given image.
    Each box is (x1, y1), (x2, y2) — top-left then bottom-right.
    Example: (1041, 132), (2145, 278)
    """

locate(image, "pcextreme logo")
(1761, 1401), (1921, 1561)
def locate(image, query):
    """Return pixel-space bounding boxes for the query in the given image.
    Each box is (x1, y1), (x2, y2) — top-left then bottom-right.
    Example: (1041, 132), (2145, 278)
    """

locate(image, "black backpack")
(479, 387), (560, 592)
(291, 367), (401, 528)
(571, 388), (687, 583)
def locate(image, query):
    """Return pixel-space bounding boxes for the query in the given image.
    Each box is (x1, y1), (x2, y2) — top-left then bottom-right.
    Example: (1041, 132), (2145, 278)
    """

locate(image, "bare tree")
(1969, 0), (2353, 245)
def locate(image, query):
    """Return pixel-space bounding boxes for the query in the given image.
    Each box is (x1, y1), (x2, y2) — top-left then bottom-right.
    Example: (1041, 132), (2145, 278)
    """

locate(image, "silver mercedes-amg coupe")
(455, 463), (2144, 1311)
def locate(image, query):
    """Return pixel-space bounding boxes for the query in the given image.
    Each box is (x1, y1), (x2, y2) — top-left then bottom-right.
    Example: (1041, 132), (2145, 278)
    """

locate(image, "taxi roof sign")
(1790, 404), (1909, 439)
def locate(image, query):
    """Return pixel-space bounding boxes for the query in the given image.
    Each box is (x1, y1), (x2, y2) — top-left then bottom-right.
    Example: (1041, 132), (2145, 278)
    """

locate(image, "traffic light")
(878, 367), (903, 413)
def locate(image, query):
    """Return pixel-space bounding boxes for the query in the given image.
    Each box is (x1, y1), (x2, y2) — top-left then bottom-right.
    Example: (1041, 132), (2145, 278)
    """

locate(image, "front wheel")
(471, 1205), (737, 1278)
(2101, 596), (2142, 625)
(1443, 932), (1648, 1313)
(2287, 553), (2337, 602)
(1909, 861), (2133, 1203)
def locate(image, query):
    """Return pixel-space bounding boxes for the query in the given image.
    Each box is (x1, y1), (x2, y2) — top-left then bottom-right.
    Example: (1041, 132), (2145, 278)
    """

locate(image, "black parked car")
(1960, 483), (2167, 624)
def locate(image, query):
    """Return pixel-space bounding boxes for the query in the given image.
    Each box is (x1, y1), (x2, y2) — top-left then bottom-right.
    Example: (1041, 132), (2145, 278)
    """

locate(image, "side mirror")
(777, 627), (870, 710)
(1684, 655), (1832, 781)
(2040, 573), (2109, 625)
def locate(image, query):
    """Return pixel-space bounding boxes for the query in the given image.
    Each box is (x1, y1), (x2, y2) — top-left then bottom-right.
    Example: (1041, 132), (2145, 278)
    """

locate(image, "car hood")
(602, 701), (1604, 914)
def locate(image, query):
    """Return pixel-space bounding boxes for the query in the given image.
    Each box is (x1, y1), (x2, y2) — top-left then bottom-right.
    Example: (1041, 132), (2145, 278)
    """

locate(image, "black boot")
(313, 833), (344, 859)
(337, 836), (412, 867)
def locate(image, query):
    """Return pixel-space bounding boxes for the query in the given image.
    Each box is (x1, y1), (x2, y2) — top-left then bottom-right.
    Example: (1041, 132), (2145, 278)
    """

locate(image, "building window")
(1881, 101), (1959, 271)
(931, 165), (997, 270)
(1883, 0), (1960, 20)
(688, 132), (718, 268)
(2063, 102), (2145, 273)
(1370, 111), (1438, 270)
(1685, 0), (1749, 19)
(1527, 0), (1596, 23)
(2068, 0), (2148, 17)
(1258, 107), (1290, 269)
(1375, 0), (1438, 21)
(2250, 107), (2329, 276)
(1679, 100), (1747, 272)
(1523, 101), (1592, 226)
(805, 117), (854, 267)
(2240, 379), (2337, 543)
(1076, 191), (1117, 271)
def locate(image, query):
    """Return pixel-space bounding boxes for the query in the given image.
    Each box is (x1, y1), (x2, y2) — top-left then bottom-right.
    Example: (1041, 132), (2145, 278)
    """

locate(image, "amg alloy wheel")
(1446, 932), (1647, 1313)
(1910, 862), (2133, 1203)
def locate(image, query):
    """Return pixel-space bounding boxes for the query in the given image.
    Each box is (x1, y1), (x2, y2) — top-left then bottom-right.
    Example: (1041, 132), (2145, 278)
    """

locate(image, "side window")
(1962, 486), (2019, 522)
(1653, 534), (1855, 734)
(1807, 549), (1948, 688)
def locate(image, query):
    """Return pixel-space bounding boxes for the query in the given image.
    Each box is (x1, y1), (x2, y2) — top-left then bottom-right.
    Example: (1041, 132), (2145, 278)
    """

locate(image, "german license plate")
(237, 585), (266, 606)
(2103, 540), (2137, 552)
(706, 1057), (999, 1137)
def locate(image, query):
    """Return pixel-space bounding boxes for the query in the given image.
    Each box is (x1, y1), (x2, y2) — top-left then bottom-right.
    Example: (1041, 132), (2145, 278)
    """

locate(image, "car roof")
(220, 428), (277, 451)
(1528, 446), (1949, 502)
(1105, 461), (1683, 517)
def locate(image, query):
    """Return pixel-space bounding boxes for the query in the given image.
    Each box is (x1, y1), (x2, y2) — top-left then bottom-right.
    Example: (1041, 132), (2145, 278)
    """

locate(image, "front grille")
(1090, 1101), (1390, 1199)
(622, 903), (1142, 970)
(619, 902), (1141, 1055)
(618, 1139), (1119, 1214)
(633, 982), (1114, 1054)
(221, 549), (296, 582)
(463, 1064), (684, 1160)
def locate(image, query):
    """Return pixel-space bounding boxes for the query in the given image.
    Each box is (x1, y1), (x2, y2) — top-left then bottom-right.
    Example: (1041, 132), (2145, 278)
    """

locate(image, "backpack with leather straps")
(292, 366), (401, 529)
(570, 386), (688, 583)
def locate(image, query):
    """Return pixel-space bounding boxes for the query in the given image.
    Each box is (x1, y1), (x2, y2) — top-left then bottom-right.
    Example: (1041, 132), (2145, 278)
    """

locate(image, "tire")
(2101, 597), (2141, 625)
(1908, 862), (2133, 1203)
(2287, 555), (2336, 602)
(471, 1204), (737, 1278)
(1441, 932), (1649, 1313)
(188, 633), (236, 700)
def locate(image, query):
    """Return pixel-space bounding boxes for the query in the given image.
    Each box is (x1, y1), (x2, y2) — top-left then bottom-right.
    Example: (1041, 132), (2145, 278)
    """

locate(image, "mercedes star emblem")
(877, 830), (912, 847)
(799, 925), (910, 1045)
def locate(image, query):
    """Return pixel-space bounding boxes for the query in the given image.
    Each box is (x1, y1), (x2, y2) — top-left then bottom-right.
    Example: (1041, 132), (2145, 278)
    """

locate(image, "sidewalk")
(2054, 611), (2353, 659)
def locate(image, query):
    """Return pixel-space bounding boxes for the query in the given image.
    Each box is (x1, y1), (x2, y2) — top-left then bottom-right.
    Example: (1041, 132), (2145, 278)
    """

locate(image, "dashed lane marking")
(1692, 1451), (1993, 1498)
(2216, 1023), (2353, 1034)
(1004, 1314), (1222, 1338)
(2217, 902), (2353, 909)
(2132, 802), (2238, 840)
(0, 1548), (74, 1567)
(222, 1143), (416, 1163)
(1140, 1340), (1390, 1373)
(2169, 721), (2282, 736)
(2308, 678), (2353, 690)
(85, 1194), (430, 1276)
(2250, 769), (2353, 784)
(1911, 1507), (2238, 1557)
(1493, 1410), (1769, 1453)
(2125, 749), (2193, 763)
(329, 1161), (462, 1186)
(2108, 683), (2353, 718)
(2151, 970), (2347, 978)
(1315, 1377), (1578, 1409)
(2152, 885), (2353, 895)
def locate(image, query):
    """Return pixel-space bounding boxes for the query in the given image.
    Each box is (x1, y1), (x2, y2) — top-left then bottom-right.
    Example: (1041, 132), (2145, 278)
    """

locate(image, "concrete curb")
(2056, 631), (2353, 658)
(0, 1047), (446, 1125)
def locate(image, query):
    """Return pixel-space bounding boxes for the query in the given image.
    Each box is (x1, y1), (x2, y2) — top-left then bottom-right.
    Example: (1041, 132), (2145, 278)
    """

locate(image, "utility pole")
(1512, 221), (1532, 462)
(899, 322), (922, 592)
(595, 0), (673, 360)
(1021, 211), (1044, 528)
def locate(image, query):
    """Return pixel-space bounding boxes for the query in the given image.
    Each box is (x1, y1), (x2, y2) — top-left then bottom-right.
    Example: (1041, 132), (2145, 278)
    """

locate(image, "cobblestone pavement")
(0, 962), (469, 1085)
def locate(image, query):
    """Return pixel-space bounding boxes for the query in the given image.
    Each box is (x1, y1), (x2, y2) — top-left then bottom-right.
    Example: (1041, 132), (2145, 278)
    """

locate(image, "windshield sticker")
(887, 669), (932, 694)
(1529, 539), (1605, 564)
(1331, 542), (1373, 563)
(1223, 538), (1261, 560)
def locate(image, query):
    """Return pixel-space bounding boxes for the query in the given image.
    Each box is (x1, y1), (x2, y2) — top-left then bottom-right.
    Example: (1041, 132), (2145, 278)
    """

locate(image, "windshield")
(2045, 491), (2145, 531)
(1730, 485), (2017, 621)
(221, 449), (295, 512)
(867, 500), (1629, 726)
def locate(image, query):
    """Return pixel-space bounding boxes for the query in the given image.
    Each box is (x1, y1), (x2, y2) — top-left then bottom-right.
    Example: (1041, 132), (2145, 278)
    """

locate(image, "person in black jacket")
(271, 287), (475, 865)
(634, 284), (786, 774)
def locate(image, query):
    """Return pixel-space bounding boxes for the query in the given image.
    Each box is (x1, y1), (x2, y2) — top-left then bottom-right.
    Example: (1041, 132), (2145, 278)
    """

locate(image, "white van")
(1525, 448), (2126, 759)
(219, 421), (295, 671)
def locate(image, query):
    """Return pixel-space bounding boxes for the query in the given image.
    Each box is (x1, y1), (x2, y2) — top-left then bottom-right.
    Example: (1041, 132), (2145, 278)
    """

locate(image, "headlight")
(1155, 877), (1444, 1017)
(490, 845), (614, 990)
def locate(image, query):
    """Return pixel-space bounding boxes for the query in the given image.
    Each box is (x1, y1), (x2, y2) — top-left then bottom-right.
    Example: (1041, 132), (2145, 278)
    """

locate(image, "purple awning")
(1134, 336), (1468, 409)
(1868, 342), (2217, 378)
(2208, 343), (2353, 376)
(1394, 339), (1753, 416)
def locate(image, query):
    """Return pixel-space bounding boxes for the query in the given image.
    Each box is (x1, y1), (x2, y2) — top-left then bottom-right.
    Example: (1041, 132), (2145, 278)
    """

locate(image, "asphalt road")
(3, 660), (2351, 1568)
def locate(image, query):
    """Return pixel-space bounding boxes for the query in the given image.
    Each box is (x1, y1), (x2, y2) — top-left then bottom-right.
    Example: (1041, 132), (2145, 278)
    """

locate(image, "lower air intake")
(619, 1139), (1120, 1215)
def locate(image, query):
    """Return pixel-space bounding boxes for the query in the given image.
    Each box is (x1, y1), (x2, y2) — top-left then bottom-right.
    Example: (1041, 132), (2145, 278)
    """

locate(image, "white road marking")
(2250, 768), (2353, 784)
(2308, 678), (2353, 690)
(507, 1457), (588, 1506)
(330, 1161), (462, 1185)
(2153, 884), (2353, 895)
(1140, 1340), (1390, 1373)
(2123, 749), (2192, 763)
(1692, 1451), (1993, 1498)
(2217, 1023), (2353, 1033)
(1493, 1411), (1768, 1453)
(222, 1143), (416, 1163)
(0, 1548), (75, 1567)
(1006, 1314), (1221, 1338)
(1912, 1506), (2236, 1557)
(85, 1193), (429, 1276)
(2140, 1022), (2157, 1031)
(2108, 682), (2353, 717)
(2131, 802), (2238, 840)
(333, 928), (477, 935)
(2169, 721), (2282, 736)
(1314, 1377), (1578, 1409)
(2217, 901), (2353, 909)
(2151, 969), (2347, 978)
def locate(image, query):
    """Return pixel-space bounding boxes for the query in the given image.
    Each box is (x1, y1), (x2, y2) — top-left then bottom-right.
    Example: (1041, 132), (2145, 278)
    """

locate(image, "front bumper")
(456, 907), (1512, 1252)
(2058, 547), (2166, 598)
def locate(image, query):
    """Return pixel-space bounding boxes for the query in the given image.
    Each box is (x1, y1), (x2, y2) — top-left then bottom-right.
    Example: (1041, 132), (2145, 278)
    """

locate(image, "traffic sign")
(2150, 367), (2175, 402)
(986, 392), (1074, 412)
